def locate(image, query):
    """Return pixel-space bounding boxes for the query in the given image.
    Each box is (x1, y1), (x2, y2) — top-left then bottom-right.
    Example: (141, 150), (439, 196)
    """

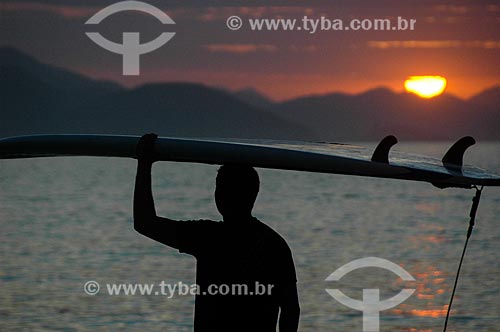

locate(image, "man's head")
(215, 164), (260, 220)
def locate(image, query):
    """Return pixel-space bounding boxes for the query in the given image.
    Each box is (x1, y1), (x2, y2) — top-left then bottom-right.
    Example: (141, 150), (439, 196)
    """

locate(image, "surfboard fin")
(371, 135), (398, 164)
(442, 136), (476, 170)
(432, 136), (476, 189)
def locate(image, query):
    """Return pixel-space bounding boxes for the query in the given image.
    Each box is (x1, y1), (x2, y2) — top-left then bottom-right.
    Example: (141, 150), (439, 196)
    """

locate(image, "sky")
(1, 0), (499, 100)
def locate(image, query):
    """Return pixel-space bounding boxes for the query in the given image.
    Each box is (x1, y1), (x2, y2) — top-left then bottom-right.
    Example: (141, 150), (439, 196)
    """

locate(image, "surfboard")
(1, 134), (499, 188)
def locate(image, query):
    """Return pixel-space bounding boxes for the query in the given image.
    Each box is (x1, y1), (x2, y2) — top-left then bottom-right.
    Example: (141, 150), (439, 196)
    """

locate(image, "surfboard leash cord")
(442, 185), (483, 332)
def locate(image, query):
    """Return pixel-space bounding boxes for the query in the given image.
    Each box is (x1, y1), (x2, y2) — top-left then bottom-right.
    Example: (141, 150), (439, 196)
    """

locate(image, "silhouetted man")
(133, 133), (300, 332)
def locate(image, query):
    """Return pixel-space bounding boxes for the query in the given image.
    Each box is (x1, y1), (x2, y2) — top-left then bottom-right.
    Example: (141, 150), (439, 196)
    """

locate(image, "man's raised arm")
(133, 133), (179, 248)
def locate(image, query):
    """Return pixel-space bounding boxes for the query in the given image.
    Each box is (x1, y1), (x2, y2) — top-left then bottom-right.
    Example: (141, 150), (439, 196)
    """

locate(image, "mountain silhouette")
(273, 87), (499, 140)
(233, 87), (275, 110)
(0, 47), (122, 96)
(1, 47), (498, 141)
(0, 47), (309, 139)
(468, 86), (500, 108)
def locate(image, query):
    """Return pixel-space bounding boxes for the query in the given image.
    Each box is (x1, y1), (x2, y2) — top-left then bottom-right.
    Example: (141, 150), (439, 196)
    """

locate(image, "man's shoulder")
(179, 219), (220, 228)
(254, 219), (292, 252)
(255, 219), (297, 282)
(175, 219), (221, 255)
(182, 219), (219, 224)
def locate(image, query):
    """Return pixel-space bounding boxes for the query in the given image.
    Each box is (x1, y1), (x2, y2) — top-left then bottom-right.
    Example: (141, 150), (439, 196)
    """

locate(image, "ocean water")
(1, 142), (499, 332)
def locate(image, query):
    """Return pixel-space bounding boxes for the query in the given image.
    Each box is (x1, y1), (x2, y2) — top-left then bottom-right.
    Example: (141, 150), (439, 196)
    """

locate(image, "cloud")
(204, 43), (277, 53)
(434, 5), (468, 15)
(487, 5), (499, 13)
(0, 2), (315, 22)
(204, 42), (318, 56)
(289, 45), (317, 53)
(368, 40), (500, 49)
(180, 6), (315, 22)
(0, 2), (97, 18)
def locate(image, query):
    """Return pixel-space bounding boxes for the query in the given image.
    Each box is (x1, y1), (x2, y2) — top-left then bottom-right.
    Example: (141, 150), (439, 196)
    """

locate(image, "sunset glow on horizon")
(404, 76), (447, 98)
(1, 1), (498, 101)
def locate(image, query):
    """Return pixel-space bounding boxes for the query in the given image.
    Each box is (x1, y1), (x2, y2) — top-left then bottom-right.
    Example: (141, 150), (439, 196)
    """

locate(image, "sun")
(404, 76), (447, 98)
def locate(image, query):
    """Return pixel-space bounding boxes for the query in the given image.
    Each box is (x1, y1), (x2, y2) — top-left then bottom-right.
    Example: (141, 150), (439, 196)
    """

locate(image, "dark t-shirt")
(175, 217), (297, 332)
